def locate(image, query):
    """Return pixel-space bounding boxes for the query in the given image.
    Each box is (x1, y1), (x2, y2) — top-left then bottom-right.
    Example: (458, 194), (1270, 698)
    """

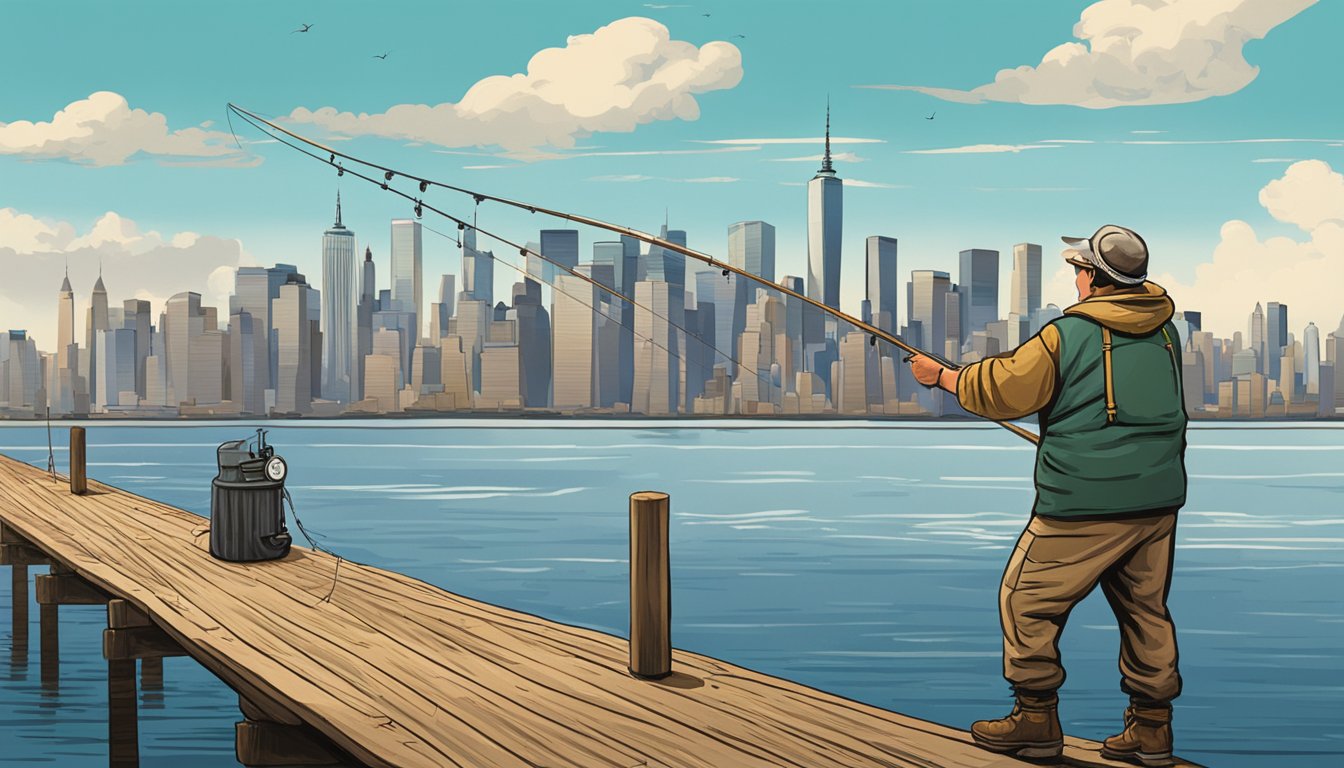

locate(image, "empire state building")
(807, 103), (843, 313)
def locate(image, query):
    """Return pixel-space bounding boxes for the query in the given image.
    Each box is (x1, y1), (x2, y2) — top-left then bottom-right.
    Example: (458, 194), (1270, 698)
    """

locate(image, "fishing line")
(282, 487), (342, 604)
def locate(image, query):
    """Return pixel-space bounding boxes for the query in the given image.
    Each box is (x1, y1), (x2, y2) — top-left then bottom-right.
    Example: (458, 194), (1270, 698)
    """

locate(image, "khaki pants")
(1000, 511), (1182, 703)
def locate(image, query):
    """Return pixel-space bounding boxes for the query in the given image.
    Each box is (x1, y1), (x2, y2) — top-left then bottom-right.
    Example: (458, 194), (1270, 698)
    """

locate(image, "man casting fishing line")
(906, 225), (1188, 767)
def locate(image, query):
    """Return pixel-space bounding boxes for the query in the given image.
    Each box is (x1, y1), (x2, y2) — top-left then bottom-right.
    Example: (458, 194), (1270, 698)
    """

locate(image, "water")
(0, 420), (1341, 767)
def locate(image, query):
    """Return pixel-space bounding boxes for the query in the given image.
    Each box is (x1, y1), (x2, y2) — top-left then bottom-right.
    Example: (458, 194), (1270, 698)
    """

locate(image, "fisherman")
(905, 225), (1187, 767)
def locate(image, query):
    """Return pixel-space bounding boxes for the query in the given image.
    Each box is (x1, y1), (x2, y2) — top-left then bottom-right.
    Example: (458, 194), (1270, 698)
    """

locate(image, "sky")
(3, 0), (1343, 349)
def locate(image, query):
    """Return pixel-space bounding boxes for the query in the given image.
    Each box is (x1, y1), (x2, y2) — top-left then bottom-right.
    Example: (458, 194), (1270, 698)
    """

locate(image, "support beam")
(108, 657), (138, 768)
(36, 570), (110, 605)
(235, 719), (343, 767)
(9, 563), (28, 670)
(140, 657), (163, 692)
(103, 599), (185, 662)
(0, 522), (48, 566)
(40, 603), (58, 691)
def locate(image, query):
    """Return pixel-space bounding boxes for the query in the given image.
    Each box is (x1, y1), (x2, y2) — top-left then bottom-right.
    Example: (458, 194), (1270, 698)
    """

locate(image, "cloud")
(905, 143), (1061, 155)
(586, 174), (739, 183)
(695, 137), (884, 146)
(845, 179), (904, 189)
(0, 92), (252, 167)
(1153, 160), (1344, 335)
(0, 208), (254, 346)
(859, 0), (1317, 108)
(1251, 158), (1301, 164)
(769, 151), (865, 163)
(286, 17), (742, 158)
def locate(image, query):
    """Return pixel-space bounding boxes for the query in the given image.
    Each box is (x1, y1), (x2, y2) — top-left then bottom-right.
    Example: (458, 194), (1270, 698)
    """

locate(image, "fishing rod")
(228, 104), (1039, 444)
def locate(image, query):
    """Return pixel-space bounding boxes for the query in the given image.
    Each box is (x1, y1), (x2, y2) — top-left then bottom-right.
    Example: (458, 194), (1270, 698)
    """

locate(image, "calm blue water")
(0, 420), (1341, 767)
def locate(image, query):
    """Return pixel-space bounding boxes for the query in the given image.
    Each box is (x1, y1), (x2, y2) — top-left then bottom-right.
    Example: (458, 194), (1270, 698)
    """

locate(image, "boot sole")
(1100, 746), (1174, 767)
(971, 734), (1063, 760)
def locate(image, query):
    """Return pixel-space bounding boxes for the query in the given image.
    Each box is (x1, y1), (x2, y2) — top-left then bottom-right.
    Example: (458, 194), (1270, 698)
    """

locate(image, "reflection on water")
(0, 420), (1342, 767)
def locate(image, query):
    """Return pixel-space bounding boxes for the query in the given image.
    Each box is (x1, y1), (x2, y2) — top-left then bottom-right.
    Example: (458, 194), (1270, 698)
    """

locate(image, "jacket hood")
(1063, 281), (1174, 334)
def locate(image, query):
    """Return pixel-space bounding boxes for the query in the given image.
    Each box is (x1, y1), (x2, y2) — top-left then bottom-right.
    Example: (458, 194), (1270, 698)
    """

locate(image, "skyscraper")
(86, 272), (109, 406)
(274, 273), (313, 414)
(1011, 243), (1042, 318)
(1249, 302), (1266, 373)
(1304, 321), (1321, 396)
(390, 219), (423, 333)
(540, 229), (580, 285)
(806, 103), (843, 313)
(322, 192), (357, 401)
(1266, 301), (1288, 380)
(908, 270), (952, 353)
(958, 248), (999, 342)
(865, 236), (898, 334)
(461, 225), (494, 307)
(551, 273), (597, 409)
(355, 247), (376, 401)
(729, 221), (776, 285)
(123, 299), (151, 399)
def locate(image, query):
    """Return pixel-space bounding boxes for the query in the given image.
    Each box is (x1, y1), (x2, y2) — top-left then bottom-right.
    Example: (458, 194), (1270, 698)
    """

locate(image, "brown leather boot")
(1101, 704), (1174, 767)
(970, 692), (1063, 760)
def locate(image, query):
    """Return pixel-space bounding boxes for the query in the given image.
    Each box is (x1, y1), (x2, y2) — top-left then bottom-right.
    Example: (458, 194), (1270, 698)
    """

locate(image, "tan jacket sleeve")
(955, 324), (1061, 420)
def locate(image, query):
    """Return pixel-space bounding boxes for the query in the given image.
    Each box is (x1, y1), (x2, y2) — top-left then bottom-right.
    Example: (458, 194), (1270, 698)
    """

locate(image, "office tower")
(958, 248), (999, 341)
(552, 273), (598, 410)
(908, 270), (952, 353)
(944, 291), (962, 362)
(1249, 303), (1265, 373)
(865, 236), (898, 334)
(1320, 363), (1336, 416)
(410, 342), (442, 394)
(633, 280), (677, 414)
(322, 192), (357, 401)
(163, 292), (203, 406)
(1010, 243), (1042, 318)
(540, 229), (580, 285)
(1183, 311), (1202, 332)
(454, 297), (490, 394)
(355, 247), (376, 401)
(232, 266), (275, 393)
(1330, 322), (1344, 408)
(837, 332), (868, 415)
(437, 335), (471, 409)
(2, 331), (40, 412)
(85, 272), (109, 406)
(430, 274), (456, 345)
(390, 219), (423, 335)
(1030, 303), (1063, 336)
(94, 328), (136, 408)
(1232, 348), (1258, 376)
(1265, 301), (1288, 379)
(728, 221), (776, 284)
(122, 299), (151, 398)
(1304, 322), (1320, 396)
(695, 270), (742, 375)
(510, 279), (551, 407)
(57, 269), (75, 372)
(273, 274), (313, 414)
(593, 240), (637, 404)
(228, 310), (264, 414)
(460, 226), (494, 308)
(365, 328), (403, 412)
(806, 103), (843, 313)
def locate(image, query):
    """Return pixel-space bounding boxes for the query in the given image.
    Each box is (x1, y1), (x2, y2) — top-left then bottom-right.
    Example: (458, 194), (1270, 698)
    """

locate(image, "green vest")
(1033, 316), (1188, 518)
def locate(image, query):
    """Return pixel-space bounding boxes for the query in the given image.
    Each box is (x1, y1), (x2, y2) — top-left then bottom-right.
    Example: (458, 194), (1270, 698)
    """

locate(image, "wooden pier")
(0, 447), (1200, 768)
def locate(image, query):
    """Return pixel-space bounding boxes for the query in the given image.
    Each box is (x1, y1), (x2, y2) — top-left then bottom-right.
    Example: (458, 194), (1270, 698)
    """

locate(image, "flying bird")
(373, 52), (389, 60)
(925, 112), (936, 120)
(733, 33), (746, 39)
(292, 23), (313, 33)
(702, 13), (711, 17)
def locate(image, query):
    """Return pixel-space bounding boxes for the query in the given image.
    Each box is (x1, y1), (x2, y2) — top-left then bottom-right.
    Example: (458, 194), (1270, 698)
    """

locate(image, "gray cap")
(1062, 224), (1148, 285)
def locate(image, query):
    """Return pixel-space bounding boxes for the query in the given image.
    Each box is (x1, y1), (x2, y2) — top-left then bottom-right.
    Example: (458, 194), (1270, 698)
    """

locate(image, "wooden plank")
(0, 454), (1203, 768)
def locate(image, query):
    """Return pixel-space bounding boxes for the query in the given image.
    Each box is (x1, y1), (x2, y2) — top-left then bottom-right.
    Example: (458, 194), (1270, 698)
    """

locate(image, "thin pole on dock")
(69, 427), (87, 496)
(629, 491), (671, 680)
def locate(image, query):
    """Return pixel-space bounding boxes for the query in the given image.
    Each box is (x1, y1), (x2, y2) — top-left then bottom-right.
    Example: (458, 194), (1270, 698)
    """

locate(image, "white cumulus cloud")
(861, 0), (1317, 108)
(0, 208), (255, 347)
(0, 92), (253, 166)
(286, 17), (742, 158)
(1155, 160), (1344, 335)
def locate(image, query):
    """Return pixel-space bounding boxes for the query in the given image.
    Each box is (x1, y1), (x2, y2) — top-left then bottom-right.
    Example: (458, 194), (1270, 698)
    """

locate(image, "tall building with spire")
(85, 269), (109, 407)
(322, 192), (357, 401)
(57, 267), (75, 373)
(807, 101), (843, 314)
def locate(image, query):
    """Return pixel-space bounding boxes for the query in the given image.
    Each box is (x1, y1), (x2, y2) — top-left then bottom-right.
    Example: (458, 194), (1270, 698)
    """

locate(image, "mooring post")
(40, 601), (58, 690)
(629, 491), (671, 680)
(70, 426), (87, 495)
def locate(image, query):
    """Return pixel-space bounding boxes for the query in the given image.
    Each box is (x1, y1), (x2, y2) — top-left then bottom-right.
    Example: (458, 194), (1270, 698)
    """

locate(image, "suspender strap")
(1101, 327), (1118, 425)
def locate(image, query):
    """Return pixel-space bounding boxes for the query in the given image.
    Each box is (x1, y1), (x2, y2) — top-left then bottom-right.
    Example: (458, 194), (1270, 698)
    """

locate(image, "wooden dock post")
(70, 426), (87, 495)
(39, 602), (58, 690)
(105, 599), (145, 768)
(629, 491), (671, 680)
(140, 657), (163, 692)
(10, 564), (28, 670)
